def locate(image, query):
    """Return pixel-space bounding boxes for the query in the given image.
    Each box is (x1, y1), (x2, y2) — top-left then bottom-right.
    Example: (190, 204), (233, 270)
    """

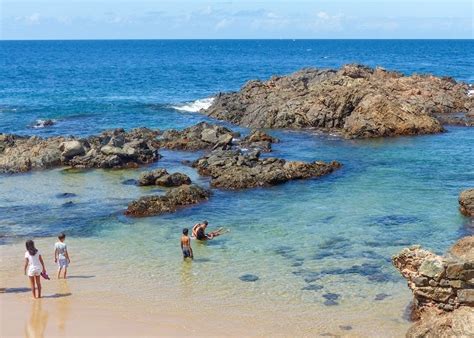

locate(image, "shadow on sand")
(66, 275), (96, 279)
(43, 293), (72, 299)
(0, 287), (31, 294)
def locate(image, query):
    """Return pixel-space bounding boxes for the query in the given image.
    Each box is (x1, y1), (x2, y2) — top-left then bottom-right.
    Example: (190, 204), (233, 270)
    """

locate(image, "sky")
(1, 0), (473, 40)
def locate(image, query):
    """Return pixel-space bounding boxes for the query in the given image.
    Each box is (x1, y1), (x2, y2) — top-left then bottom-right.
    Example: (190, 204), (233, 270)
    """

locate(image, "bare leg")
(63, 267), (68, 279)
(35, 276), (42, 298)
(29, 276), (36, 299)
(57, 267), (62, 279)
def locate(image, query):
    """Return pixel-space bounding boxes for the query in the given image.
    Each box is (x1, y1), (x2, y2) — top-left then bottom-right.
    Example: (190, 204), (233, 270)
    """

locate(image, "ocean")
(1, 39), (473, 336)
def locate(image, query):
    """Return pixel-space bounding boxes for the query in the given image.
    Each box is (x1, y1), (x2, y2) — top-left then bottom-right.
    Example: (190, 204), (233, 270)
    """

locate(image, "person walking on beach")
(24, 240), (47, 299)
(192, 221), (227, 240)
(180, 228), (193, 260)
(54, 233), (71, 279)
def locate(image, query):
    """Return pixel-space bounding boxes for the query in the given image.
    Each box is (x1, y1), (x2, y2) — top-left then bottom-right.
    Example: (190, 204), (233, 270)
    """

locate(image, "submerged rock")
(138, 168), (191, 187)
(205, 64), (473, 138)
(192, 149), (341, 190)
(392, 236), (474, 337)
(124, 184), (210, 217)
(0, 128), (161, 173)
(239, 274), (259, 282)
(459, 188), (474, 217)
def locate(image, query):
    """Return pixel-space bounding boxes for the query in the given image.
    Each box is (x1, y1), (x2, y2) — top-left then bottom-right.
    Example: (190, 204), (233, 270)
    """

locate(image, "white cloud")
(15, 13), (41, 25)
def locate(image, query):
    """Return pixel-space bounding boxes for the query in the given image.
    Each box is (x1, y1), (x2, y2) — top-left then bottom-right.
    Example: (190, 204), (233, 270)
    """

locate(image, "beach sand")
(1, 235), (411, 337)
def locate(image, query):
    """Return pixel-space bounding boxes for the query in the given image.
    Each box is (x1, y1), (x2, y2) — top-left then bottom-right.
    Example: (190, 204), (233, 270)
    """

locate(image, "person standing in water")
(180, 228), (193, 260)
(24, 240), (47, 299)
(54, 233), (71, 279)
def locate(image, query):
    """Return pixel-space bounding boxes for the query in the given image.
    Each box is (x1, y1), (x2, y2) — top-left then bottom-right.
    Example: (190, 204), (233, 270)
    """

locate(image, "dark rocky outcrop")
(192, 149), (341, 189)
(124, 184), (210, 217)
(205, 64), (472, 138)
(138, 168), (191, 187)
(0, 128), (161, 173)
(392, 236), (474, 337)
(158, 122), (278, 153)
(459, 189), (474, 217)
(158, 122), (236, 151)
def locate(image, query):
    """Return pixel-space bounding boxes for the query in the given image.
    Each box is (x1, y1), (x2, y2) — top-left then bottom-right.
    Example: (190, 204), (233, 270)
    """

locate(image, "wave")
(32, 119), (56, 128)
(171, 97), (214, 112)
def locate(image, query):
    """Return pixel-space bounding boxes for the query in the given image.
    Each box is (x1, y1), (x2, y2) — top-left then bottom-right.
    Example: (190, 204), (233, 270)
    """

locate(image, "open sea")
(1, 40), (473, 336)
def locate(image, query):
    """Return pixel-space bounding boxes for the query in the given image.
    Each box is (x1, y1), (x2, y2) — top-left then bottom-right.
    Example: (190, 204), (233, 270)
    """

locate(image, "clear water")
(0, 40), (473, 335)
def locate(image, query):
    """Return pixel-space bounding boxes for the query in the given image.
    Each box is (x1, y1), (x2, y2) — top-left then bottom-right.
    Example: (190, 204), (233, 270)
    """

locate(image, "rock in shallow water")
(459, 188), (474, 217)
(0, 128), (161, 173)
(205, 64), (472, 138)
(392, 236), (474, 337)
(138, 168), (191, 187)
(192, 148), (341, 190)
(239, 274), (259, 282)
(124, 184), (210, 217)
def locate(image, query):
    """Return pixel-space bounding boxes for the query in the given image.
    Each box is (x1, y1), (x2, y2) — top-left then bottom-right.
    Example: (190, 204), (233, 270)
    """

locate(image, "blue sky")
(1, 0), (472, 39)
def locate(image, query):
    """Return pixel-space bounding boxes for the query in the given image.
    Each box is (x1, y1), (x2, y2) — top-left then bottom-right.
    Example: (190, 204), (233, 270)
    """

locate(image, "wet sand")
(1, 237), (410, 337)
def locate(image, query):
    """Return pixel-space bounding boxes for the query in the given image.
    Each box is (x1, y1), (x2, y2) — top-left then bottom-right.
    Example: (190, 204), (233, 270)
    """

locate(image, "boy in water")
(180, 228), (193, 260)
(54, 233), (71, 279)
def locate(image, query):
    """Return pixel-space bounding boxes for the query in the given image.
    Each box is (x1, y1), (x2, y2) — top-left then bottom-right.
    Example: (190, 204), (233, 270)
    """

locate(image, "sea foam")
(172, 97), (215, 112)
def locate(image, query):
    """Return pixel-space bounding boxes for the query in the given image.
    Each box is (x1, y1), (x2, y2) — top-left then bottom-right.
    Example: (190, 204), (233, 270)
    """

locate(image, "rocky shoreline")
(205, 64), (473, 138)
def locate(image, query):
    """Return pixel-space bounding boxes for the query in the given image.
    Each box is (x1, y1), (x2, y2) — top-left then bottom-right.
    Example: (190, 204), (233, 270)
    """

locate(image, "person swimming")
(192, 221), (227, 240)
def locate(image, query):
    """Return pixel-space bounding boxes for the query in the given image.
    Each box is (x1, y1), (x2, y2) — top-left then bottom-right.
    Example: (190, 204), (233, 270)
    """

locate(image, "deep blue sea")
(0, 40), (473, 335)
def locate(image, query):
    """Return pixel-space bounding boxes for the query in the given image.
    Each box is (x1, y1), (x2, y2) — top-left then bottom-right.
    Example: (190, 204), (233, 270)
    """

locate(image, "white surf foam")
(33, 119), (56, 128)
(172, 97), (215, 112)
(468, 89), (474, 97)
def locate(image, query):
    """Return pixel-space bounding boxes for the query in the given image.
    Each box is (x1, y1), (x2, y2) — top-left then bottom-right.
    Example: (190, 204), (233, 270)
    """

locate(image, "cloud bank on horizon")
(1, 0), (472, 40)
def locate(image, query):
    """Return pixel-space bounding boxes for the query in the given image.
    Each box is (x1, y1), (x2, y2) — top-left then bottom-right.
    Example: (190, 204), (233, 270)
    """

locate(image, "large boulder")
(205, 65), (472, 138)
(392, 236), (474, 336)
(459, 188), (474, 217)
(192, 149), (341, 189)
(124, 184), (210, 217)
(138, 169), (191, 187)
(406, 306), (474, 338)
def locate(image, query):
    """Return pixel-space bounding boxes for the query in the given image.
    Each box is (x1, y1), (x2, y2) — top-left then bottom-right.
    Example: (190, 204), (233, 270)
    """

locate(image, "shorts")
(58, 258), (68, 268)
(182, 248), (192, 258)
(28, 267), (41, 277)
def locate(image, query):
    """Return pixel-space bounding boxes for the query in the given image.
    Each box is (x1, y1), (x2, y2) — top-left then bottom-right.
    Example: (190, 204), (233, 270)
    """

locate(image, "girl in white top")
(24, 240), (46, 299)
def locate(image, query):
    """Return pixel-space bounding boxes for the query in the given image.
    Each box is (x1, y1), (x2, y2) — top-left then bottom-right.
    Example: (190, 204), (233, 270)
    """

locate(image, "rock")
(238, 130), (279, 152)
(192, 149), (341, 190)
(393, 236), (474, 337)
(55, 192), (77, 198)
(124, 184), (210, 217)
(205, 65), (472, 138)
(138, 169), (191, 187)
(449, 236), (474, 261)
(406, 307), (474, 338)
(339, 325), (352, 331)
(457, 289), (474, 305)
(239, 274), (259, 282)
(0, 128), (161, 173)
(459, 188), (474, 217)
(159, 122), (236, 151)
(60, 140), (85, 158)
(375, 293), (390, 301)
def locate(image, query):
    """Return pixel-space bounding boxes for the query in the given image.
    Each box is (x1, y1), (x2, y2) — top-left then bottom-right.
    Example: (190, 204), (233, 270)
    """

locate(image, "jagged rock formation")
(192, 149), (341, 189)
(138, 168), (191, 187)
(124, 184), (210, 217)
(459, 189), (474, 217)
(158, 122), (278, 152)
(392, 236), (474, 337)
(0, 128), (160, 173)
(205, 64), (472, 138)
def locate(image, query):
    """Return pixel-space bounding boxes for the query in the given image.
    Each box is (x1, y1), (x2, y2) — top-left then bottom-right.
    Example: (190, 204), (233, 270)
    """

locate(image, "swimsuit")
(182, 247), (191, 258)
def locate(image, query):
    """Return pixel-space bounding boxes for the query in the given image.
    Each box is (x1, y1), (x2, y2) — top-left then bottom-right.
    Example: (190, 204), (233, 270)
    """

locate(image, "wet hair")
(25, 240), (38, 256)
(203, 220), (208, 225)
(183, 228), (189, 235)
(58, 232), (66, 240)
